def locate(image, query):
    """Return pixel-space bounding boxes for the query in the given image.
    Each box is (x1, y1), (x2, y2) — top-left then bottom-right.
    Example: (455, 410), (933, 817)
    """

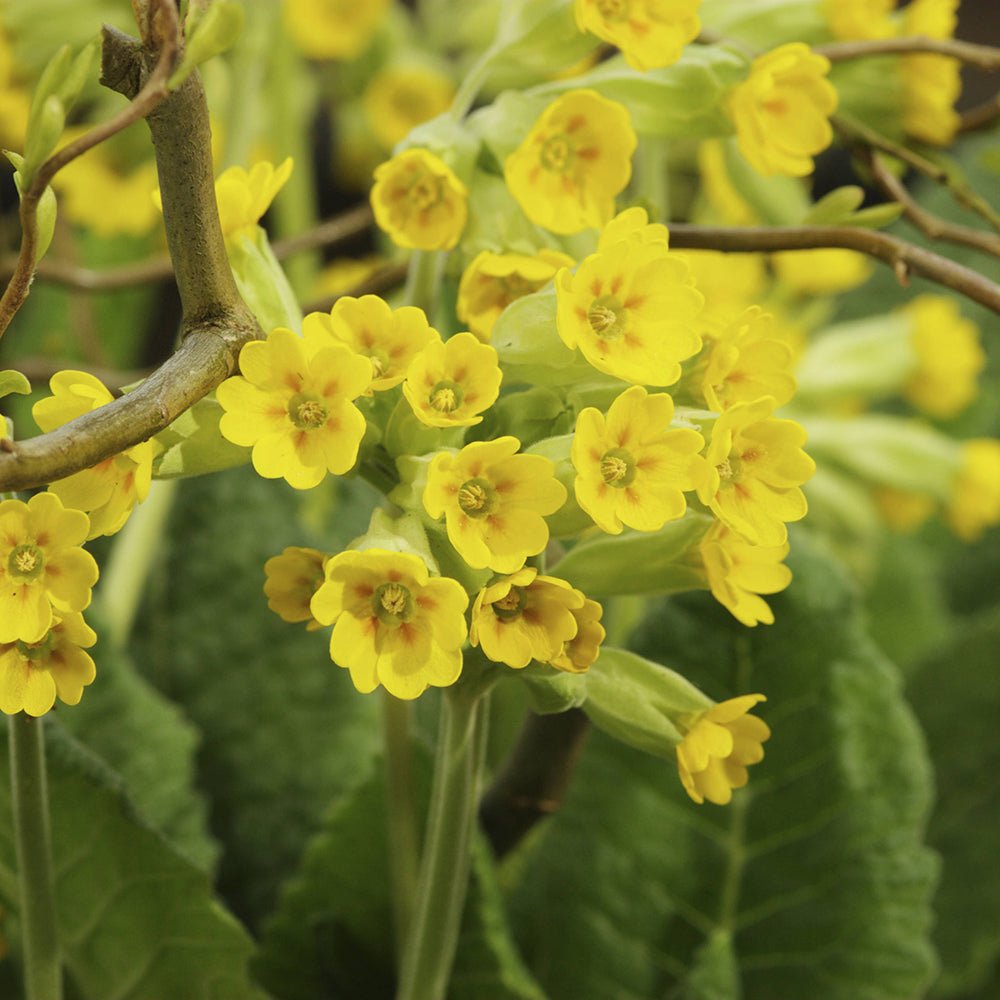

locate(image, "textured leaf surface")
(0, 723), (266, 1000)
(508, 537), (938, 1000)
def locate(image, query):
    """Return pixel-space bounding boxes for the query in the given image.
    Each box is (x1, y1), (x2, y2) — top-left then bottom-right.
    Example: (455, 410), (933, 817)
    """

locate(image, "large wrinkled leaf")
(508, 536), (938, 1000)
(0, 722), (266, 1000)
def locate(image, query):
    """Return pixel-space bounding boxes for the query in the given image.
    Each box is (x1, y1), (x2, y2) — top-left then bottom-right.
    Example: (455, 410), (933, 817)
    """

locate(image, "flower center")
(599, 447), (637, 488)
(540, 134), (574, 174)
(369, 354), (388, 379)
(373, 581), (414, 625)
(429, 380), (464, 414)
(457, 478), (497, 518)
(15, 630), (56, 662)
(716, 455), (743, 482)
(596, 0), (630, 20)
(587, 294), (627, 341)
(7, 543), (44, 581)
(409, 175), (442, 211)
(288, 393), (329, 430)
(492, 586), (527, 621)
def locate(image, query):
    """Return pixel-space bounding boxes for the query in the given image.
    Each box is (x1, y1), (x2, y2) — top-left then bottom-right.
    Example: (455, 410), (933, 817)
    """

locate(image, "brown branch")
(667, 223), (1000, 314)
(0, 0), (180, 338)
(866, 152), (1000, 258)
(959, 94), (1000, 134)
(816, 35), (1000, 70)
(479, 710), (591, 859)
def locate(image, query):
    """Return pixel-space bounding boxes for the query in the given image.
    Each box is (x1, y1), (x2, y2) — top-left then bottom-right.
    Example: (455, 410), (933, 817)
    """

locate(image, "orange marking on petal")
(577, 147), (599, 161)
(590, 278), (602, 298)
(565, 114), (586, 134)
(416, 594), (437, 610)
(574, 307), (588, 321)
(623, 294), (645, 309)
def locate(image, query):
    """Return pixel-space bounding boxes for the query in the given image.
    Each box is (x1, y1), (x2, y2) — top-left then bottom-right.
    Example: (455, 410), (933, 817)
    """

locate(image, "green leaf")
(0, 722), (267, 1000)
(801, 185), (866, 225)
(507, 536), (938, 1000)
(152, 395), (251, 479)
(0, 370), (31, 398)
(169, 0), (245, 90)
(844, 203), (905, 229)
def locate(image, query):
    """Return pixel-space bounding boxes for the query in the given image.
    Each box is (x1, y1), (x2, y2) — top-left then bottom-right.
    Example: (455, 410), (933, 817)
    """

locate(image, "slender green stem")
(402, 251), (442, 320)
(9, 713), (62, 1000)
(382, 692), (421, 965)
(396, 685), (490, 1000)
(449, 44), (498, 120)
(639, 136), (670, 222)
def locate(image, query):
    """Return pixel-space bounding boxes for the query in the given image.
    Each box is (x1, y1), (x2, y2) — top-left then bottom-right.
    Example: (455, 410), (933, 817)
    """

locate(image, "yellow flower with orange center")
(698, 521), (792, 627)
(423, 437), (567, 574)
(403, 332), (502, 428)
(363, 64), (455, 149)
(0, 494), (98, 645)
(0, 613), (97, 717)
(574, 0), (701, 70)
(901, 0), (961, 145)
(676, 694), (770, 805)
(696, 397), (815, 547)
(306, 295), (440, 394)
(504, 89), (637, 235)
(33, 371), (154, 539)
(572, 385), (705, 535)
(264, 546), (328, 631)
(945, 439), (1000, 542)
(457, 249), (574, 342)
(283, 0), (391, 60)
(725, 43), (838, 177)
(371, 148), (468, 251)
(470, 568), (586, 669)
(310, 549), (469, 700)
(216, 325), (372, 490)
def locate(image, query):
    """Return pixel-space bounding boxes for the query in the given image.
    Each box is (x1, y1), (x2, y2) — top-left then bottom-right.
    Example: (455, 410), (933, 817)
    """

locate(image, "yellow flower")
(310, 549), (468, 700)
(771, 249), (873, 296)
(824, 0), (895, 39)
(0, 493), (98, 645)
(264, 546), (328, 631)
(873, 486), (936, 534)
(32, 371), (153, 539)
(0, 613), (97, 717)
(216, 325), (372, 490)
(283, 0), (391, 60)
(313, 256), (387, 299)
(456, 249), (574, 342)
(214, 158), (294, 244)
(902, 295), (984, 419)
(676, 694), (770, 805)
(363, 65), (455, 149)
(403, 332), (502, 428)
(699, 522), (791, 627)
(572, 385), (705, 534)
(53, 154), (161, 237)
(679, 249), (767, 329)
(423, 437), (567, 573)
(555, 234), (703, 385)
(699, 307), (796, 413)
(901, 0), (961, 145)
(946, 439), (1000, 542)
(504, 89), (637, 234)
(697, 140), (758, 225)
(371, 148), (468, 251)
(306, 295), (440, 393)
(596, 205), (670, 252)
(470, 568), (585, 669)
(573, 0), (701, 71)
(549, 597), (605, 673)
(696, 397), (815, 547)
(725, 43), (838, 177)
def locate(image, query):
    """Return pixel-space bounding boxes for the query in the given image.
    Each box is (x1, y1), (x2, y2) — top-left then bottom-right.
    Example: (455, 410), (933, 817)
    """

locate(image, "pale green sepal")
(0, 370), (32, 398)
(383, 398), (464, 460)
(846, 203), (905, 229)
(518, 665), (588, 715)
(479, 385), (572, 450)
(552, 513), (711, 595)
(348, 508), (440, 575)
(398, 113), (479, 183)
(698, 0), (826, 46)
(390, 452), (444, 513)
(459, 171), (556, 258)
(467, 89), (550, 163)
(228, 227), (303, 333)
(801, 186), (865, 225)
(152, 395), (251, 479)
(169, 0), (245, 90)
(526, 434), (592, 538)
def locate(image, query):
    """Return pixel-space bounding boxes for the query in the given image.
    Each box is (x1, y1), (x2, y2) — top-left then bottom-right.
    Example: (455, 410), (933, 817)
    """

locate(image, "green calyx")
(457, 478), (498, 518)
(372, 582), (415, 626)
(7, 543), (45, 582)
(600, 447), (637, 488)
(288, 392), (329, 430)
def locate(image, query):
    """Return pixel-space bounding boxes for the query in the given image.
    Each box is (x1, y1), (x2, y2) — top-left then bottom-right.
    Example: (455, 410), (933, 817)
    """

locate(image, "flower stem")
(9, 713), (62, 1000)
(396, 684), (490, 1000)
(403, 251), (442, 320)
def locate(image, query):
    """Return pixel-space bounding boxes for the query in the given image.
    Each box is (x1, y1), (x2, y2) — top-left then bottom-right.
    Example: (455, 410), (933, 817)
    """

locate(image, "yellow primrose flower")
(901, 0), (961, 145)
(283, 0), (391, 60)
(902, 295), (984, 419)
(310, 549), (469, 700)
(873, 486), (936, 534)
(33, 371), (154, 540)
(403, 332), (502, 428)
(215, 158), (294, 245)
(504, 89), (637, 235)
(574, 0), (701, 71)
(470, 567), (585, 669)
(699, 307), (796, 413)
(699, 521), (791, 627)
(696, 397), (815, 547)
(0, 493), (98, 645)
(725, 43), (838, 177)
(771, 249), (873, 296)
(371, 148), (468, 251)
(596, 205), (670, 252)
(946, 439), (1000, 542)
(824, 0), (895, 39)
(679, 249), (767, 330)
(216, 326), (372, 490)
(54, 155), (161, 237)
(572, 385), (705, 535)
(363, 65), (455, 150)
(555, 236), (703, 385)
(676, 694), (770, 805)
(0, 613), (96, 717)
(306, 295), (440, 393)
(264, 546), (328, 631)
(457, 248), (574, 342)
(549, 597), (605, 673)
(423, 437), (567, 574)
